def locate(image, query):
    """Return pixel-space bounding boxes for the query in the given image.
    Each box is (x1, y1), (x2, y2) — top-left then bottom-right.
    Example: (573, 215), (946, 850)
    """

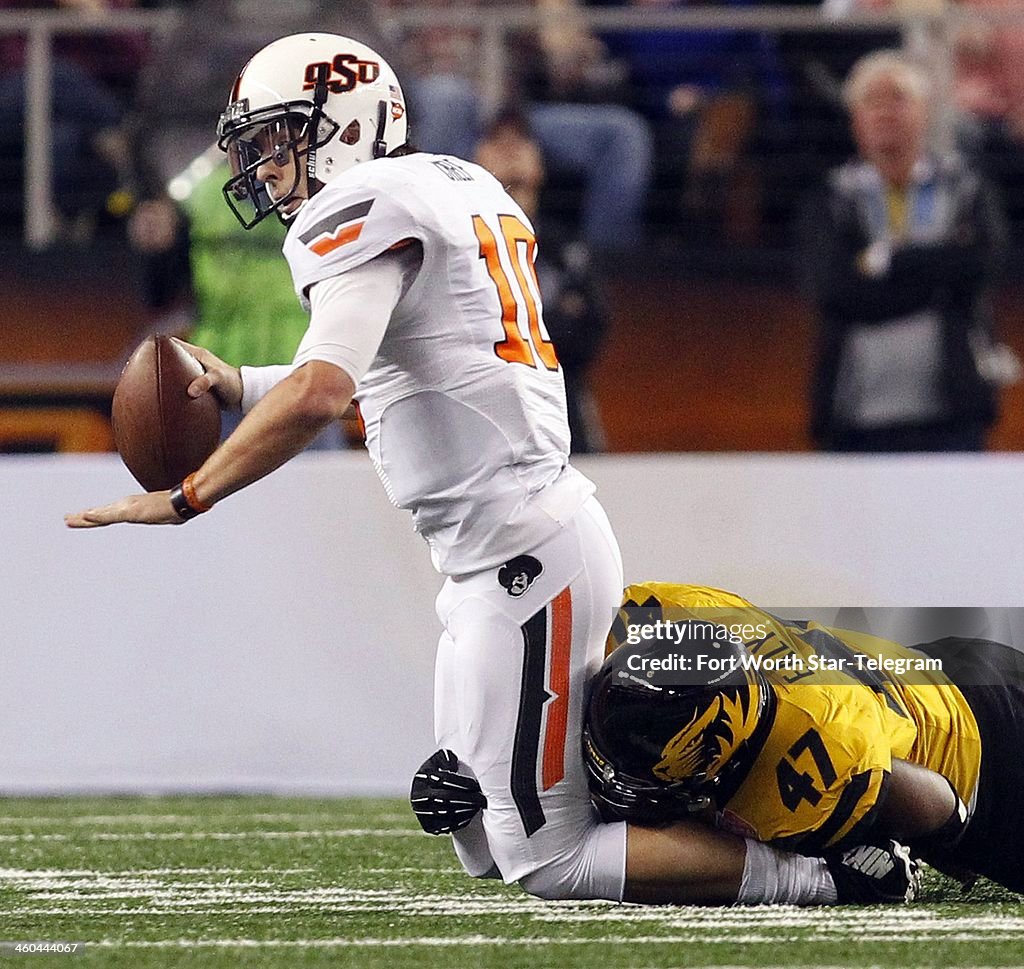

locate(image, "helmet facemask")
(219, 103), (340, 229)
(583, 725), (715, 824)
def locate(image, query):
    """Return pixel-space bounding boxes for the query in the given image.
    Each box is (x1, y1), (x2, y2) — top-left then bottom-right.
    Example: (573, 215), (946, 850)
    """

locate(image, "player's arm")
(181, 350), (360, 422)
(65, 254), (404, 528)
(185, 357), (356, 508)
(626, 821), (917, 906)
(625, 820), (748, 904)
(190, 250), (405, 509)
(182, 251), (399, 508)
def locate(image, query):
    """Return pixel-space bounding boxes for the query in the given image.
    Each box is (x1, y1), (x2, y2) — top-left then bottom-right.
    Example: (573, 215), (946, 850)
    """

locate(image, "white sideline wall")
(2, 451), (1022, 796)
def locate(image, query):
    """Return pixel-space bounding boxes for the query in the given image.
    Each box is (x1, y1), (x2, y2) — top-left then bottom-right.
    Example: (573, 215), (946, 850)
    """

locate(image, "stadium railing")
(0, 7), (174, 248)
(1, 3), (1022, 250)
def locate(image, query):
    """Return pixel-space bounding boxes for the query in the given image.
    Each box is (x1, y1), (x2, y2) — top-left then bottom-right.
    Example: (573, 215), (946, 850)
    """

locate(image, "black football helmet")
(583, 624), (776, 824)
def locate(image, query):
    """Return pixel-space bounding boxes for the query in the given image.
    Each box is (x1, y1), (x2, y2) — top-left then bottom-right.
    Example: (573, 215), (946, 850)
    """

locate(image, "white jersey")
(282, 153), (594, 576)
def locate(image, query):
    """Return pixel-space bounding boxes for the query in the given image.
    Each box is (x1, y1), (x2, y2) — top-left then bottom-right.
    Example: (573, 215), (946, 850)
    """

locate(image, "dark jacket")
(797, 155), (1008, 448)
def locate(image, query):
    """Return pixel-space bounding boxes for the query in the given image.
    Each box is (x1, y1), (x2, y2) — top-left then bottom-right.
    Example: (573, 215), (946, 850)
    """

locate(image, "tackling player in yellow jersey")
(585, 582), (1024, 893)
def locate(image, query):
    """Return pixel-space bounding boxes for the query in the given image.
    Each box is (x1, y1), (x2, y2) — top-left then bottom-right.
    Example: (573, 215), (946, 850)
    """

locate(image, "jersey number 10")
(473, 214), (559, 372)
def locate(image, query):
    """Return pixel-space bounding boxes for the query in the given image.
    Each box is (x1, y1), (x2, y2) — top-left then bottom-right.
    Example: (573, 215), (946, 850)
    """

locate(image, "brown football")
(111, 335), (221, 491)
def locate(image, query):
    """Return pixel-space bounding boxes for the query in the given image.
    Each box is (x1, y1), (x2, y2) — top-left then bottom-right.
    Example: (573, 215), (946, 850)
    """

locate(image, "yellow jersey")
(616, 582), (982, 853)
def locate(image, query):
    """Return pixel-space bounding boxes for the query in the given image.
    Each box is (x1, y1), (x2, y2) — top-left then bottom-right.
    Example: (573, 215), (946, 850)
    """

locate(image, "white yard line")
(9, 894), (1024, 938)
(0, 828), (419, 842)
(0, 812), (412, 826)
(0, 867), (314, 878)
(24, 912), (1024, 940)
(6, 870), (1024, 934)
(84, 934), (1024, 948)
(7, 865), (1024, 951)
(361, 867), (460, 874)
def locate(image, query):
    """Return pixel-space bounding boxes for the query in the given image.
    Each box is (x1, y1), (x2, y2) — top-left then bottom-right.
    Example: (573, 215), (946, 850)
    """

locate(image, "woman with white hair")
(798, 50), (1009, 451)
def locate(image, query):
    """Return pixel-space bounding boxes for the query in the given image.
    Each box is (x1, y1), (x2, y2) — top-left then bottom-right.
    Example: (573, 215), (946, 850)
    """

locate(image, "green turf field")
(1, 797), (1022, 968)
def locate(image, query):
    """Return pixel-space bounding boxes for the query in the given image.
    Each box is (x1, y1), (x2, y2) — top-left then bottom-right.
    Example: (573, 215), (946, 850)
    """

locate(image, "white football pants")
(433, 496), (628, 901)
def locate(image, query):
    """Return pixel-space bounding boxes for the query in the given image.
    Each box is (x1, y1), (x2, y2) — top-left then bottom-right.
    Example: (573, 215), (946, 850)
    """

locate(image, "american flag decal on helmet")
(299, 199), (375, 256)
(389, 84), (405, 120)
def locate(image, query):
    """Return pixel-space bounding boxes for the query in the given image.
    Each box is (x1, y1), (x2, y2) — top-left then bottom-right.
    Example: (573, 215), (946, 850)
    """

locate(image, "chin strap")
(306, 63), (331, 184)
(373, 98), (388, 158)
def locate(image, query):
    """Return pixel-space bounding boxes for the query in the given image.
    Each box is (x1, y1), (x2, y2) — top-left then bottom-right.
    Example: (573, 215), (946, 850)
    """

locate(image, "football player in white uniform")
(66, 34), (915, 907)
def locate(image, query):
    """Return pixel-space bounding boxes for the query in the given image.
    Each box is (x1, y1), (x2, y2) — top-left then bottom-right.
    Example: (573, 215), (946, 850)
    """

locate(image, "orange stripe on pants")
(542, 587), (573, 791)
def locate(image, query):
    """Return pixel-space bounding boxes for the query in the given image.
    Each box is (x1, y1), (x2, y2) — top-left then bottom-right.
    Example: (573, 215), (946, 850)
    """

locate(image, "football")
(111, 335), (221, 491)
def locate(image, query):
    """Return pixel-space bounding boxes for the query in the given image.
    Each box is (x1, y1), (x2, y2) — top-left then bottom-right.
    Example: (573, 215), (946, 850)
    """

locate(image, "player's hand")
(410, 749), (487, 835)
(825, 840), (921, 904)
(64, 491), (183, 529)
(173, 339), (243, 411)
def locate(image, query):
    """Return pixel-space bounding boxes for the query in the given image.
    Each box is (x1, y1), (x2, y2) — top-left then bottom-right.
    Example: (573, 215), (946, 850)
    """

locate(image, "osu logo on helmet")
(217, 33), (408, 229)
(303, 54), (381, 94)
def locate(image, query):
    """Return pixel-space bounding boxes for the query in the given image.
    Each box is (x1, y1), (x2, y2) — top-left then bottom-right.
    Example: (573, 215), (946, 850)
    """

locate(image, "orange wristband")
(170, 473), (211, 520)
(181, 473), (211, 514)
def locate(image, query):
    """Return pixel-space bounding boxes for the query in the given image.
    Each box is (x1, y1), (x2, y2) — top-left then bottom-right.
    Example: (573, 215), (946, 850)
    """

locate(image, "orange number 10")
(473, 214), (559, 371)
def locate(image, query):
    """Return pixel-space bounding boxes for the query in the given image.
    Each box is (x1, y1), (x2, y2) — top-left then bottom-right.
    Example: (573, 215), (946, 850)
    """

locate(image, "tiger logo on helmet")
(583, 614), (775, 823)
(653, 684), (765, 784)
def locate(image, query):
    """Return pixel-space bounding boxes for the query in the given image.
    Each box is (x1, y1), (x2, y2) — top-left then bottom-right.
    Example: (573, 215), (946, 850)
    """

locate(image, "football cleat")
(825, 840), (921, 904)
(410, 749), (487, 836)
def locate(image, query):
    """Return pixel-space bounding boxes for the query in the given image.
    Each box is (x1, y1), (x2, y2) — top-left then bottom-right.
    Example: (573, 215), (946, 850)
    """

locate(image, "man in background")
(798, 51), (1008, 452)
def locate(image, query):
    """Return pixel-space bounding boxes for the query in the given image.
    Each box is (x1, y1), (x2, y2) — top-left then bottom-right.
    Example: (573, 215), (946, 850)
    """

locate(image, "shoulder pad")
(284, 166), (421, 295)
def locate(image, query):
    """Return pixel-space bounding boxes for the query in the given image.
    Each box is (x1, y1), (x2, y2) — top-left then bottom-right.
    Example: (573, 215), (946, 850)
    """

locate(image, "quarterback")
(585, 582), (1024, 893)
(67, 34), (912, 906)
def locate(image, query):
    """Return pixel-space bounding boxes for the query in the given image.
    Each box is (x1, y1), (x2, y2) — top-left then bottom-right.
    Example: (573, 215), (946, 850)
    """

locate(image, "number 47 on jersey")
(473, 214), (560, 371)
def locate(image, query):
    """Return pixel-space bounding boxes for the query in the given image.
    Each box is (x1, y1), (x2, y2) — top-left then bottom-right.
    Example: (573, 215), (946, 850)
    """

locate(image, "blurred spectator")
(797, 51), (1011, 452)
(0, 0), (146, 231)
(128, 161), (347, 449)
(395, 0), (654, 253)
(593, 0), (789, 245)
(822, 0), (944, 18)
(953, 0), (1024, 242)
(475, 109), (609, 451)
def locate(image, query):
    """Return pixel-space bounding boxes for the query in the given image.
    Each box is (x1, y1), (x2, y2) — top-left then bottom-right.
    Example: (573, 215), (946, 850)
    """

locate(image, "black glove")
(825, 840), (921, 904)
(410, 748), (487, 835)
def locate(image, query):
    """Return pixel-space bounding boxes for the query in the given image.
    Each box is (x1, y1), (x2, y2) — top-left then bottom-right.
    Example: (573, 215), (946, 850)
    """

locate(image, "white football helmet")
(217, 33), (408, 228)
